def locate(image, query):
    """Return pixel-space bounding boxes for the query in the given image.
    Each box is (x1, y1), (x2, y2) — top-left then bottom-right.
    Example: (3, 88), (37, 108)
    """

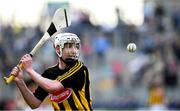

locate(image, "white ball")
(127, 43), (137, 52)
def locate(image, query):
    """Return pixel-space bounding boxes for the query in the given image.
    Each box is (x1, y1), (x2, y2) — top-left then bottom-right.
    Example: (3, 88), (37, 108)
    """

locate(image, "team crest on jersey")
(49, 88), (72, 103)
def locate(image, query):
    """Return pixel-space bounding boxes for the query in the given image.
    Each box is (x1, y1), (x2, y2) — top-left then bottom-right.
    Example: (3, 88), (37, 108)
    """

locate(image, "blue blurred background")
(0, 0), (180, 110)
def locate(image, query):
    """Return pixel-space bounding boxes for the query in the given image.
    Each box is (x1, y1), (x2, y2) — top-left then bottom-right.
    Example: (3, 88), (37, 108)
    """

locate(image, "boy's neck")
(58, 59), (67, 69)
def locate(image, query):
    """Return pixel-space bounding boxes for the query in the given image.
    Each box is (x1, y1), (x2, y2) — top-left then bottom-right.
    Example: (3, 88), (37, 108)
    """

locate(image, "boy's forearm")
(27, 69), (64, 93)
(16, 79), (41, 109)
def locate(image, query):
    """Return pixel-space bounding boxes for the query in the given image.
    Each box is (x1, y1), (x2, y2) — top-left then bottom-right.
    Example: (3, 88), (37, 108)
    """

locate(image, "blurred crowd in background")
(1, 0), (180, 110)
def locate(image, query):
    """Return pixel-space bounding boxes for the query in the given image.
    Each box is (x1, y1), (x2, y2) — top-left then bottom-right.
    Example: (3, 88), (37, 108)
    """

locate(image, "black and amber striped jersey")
(33, 61), (92, 110)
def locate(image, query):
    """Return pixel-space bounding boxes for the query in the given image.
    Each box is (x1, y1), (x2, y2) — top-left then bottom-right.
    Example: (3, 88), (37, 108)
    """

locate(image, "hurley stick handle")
(3, 62), (24, 85)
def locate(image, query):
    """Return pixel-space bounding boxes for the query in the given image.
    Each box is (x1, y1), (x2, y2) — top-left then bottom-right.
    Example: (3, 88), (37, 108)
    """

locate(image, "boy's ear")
(55, 45), (60, 53)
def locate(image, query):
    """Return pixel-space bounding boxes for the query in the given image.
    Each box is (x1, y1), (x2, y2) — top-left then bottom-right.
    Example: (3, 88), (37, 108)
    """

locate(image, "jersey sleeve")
(33, 70), (49, 101)
(60, 64), (86, 90)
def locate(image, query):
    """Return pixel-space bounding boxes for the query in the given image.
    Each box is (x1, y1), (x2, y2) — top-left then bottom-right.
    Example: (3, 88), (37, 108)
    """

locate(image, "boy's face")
(61, 42), (80, 60)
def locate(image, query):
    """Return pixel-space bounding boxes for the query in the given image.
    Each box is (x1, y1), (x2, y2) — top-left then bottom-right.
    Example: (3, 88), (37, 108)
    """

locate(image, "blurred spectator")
(168, 98), (180, 110)
(93, 30), (110, 66)
(163, 59), (178, 88)
(172, 36), (180, 63)
(148, 83), (167, 111)
(0, 101), (5, 110)
(171, 7), (180, 33)
(154, 4), (166, 32)
(144, 0), (154, 23)
(67, 10), (95, 37)
(81, 34), (93, 67)
(142, 34), (157, 54)
(111, 60), (123, 86)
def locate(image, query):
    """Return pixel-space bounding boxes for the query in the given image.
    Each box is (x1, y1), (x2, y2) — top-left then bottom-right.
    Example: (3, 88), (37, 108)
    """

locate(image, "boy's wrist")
(26, 68), (34, 74)
(15, 79), (24, 85)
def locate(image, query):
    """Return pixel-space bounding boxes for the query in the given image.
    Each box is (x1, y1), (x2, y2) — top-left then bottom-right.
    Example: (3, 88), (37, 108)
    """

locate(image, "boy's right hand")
(11, 66), (23, 82)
